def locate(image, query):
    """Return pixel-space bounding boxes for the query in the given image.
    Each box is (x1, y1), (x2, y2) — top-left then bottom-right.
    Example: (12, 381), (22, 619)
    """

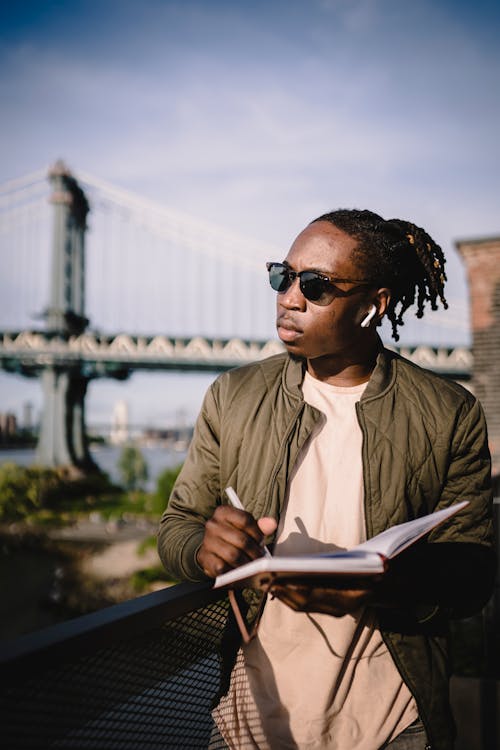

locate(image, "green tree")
(0, 463), (59, 521)
(156, 464), (182, 502)
(118, 443), (149, 491)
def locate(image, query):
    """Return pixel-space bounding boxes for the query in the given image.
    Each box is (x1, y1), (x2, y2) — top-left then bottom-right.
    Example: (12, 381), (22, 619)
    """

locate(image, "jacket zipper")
(264, 400), (308, 519)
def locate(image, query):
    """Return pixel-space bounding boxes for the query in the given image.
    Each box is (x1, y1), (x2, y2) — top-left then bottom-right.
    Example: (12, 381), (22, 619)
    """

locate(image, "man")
(159, 210), (494, 749)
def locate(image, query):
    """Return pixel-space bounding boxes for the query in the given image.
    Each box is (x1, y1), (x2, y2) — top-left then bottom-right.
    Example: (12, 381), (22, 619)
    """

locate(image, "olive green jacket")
(158, 346), (494, 749)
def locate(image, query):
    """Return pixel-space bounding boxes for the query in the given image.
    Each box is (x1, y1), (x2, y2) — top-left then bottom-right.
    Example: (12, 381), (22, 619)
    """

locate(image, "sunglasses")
(266, 262), (372, 306)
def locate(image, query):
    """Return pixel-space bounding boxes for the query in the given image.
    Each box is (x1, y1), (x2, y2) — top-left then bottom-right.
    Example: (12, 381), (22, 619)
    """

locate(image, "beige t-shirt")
(214, 373), (417, 749)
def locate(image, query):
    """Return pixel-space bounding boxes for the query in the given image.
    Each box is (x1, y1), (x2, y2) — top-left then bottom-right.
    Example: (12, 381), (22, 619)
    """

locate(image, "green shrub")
(42, 472), (120, 509)
(0, 463), (59, 521)
(0, 459), (183, 525)
(0, 463), (121, 522)
(155, 465), (182, 505)
(118, 443), (149, 491)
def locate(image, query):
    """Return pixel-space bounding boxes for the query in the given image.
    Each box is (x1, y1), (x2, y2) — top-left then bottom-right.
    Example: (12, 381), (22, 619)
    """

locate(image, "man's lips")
(277, 318), (303, 343)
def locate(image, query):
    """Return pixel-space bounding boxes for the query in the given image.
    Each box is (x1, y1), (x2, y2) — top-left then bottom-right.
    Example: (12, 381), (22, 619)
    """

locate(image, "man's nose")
(279, 277), (306, 310)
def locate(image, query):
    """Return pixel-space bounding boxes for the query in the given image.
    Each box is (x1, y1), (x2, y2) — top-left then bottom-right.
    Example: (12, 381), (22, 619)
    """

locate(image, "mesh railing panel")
(1, 598), (229, 750)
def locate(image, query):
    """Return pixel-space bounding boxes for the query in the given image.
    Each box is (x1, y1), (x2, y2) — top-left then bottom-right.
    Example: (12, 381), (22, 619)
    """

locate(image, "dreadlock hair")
(312, 209), (448, 341)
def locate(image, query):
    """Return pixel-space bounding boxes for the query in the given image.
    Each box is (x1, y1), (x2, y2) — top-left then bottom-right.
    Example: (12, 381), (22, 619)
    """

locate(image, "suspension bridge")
(0, 162), (472, 471)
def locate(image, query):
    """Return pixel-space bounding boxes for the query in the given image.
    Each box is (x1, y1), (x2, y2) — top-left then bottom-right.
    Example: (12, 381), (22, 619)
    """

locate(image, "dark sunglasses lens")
(300, 273), (333, 305)
(268, 264), (291, 292)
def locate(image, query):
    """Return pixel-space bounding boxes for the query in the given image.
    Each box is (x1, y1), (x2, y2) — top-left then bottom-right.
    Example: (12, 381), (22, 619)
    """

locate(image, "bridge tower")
(36, 162), (97, 471)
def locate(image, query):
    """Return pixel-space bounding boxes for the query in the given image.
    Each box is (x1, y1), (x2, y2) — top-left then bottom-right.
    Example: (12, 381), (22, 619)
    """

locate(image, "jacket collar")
(282, 337), (397, 402)
(283, 355), (306, 400)
(361, 339), (397, 401)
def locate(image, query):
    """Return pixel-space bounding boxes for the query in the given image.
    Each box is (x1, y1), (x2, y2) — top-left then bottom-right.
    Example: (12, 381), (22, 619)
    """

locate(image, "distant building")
(0, 412), (17, 444)
(110, 400), (129, 445)
(23, 401), (33, 432)
(457, 234), (500, 475)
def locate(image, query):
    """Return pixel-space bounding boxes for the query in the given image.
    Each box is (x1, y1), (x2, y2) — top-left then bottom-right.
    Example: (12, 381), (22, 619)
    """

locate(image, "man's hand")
(196, 505), (277, 579)
(269, 583), (375, 617)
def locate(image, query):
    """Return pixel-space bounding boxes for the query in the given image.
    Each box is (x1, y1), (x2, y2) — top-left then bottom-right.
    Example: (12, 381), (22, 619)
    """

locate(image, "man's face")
(275, 221), (376, 367)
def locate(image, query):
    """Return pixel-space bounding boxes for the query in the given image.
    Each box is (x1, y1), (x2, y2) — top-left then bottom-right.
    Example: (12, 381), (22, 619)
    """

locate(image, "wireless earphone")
(360, 304), (377, 328)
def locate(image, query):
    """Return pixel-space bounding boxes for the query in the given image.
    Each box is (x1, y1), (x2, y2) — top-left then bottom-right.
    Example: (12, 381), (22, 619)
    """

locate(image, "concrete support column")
(37, 367), (97, 472)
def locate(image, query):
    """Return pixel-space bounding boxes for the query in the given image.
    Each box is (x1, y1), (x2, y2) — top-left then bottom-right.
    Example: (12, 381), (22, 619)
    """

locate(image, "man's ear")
(375, 288), (391, 320)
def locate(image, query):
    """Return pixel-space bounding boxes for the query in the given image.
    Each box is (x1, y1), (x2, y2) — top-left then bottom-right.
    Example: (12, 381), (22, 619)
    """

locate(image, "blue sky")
(1, 0), (500, 428)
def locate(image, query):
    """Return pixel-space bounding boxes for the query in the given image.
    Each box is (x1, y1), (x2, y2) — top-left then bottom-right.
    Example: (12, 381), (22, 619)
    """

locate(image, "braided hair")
(312, 209), (448, 341)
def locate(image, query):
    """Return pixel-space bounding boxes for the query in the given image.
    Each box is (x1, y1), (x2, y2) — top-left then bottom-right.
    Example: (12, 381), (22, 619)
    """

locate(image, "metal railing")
(1, 513), (498, 750)
(0, 582), (228, 749)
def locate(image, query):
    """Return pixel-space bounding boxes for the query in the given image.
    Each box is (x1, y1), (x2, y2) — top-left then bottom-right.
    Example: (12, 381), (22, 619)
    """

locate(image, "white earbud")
(360, 304), (377, 328)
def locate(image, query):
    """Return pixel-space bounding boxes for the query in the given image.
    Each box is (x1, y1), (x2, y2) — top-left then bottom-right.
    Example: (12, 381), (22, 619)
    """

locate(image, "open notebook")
(213, 500), (468, 590)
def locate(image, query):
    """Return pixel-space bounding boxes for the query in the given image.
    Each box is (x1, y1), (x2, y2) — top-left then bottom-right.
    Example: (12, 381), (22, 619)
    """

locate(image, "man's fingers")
(257, 516), (278, 536)
(212, 505), (265, 544)
(206, 515), (264, 557)
(208, 532), (262, 568)
(198, 550), (231, 578)
(198, 505), (273, 577)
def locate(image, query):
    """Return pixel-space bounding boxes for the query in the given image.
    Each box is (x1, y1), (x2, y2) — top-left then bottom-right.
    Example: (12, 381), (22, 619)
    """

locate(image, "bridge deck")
(0, 330), (472, 378)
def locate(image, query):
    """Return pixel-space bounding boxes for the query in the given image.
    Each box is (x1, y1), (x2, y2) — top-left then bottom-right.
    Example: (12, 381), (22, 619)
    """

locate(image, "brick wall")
(457, 236), (500, 474)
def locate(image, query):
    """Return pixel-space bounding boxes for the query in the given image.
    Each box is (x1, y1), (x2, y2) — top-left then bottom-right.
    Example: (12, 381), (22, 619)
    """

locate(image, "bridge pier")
(37, 367), (97, 472)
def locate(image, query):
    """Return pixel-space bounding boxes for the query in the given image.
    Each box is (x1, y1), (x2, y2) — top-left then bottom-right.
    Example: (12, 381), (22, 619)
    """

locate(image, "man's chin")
(287, 351), (306, 363)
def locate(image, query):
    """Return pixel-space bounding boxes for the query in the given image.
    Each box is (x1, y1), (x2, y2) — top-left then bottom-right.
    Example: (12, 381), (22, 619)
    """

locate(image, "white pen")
(225, 486), (273, 558)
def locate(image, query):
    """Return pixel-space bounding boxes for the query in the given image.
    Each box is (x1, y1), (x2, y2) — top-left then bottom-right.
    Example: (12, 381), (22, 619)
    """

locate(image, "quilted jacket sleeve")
(392, 396), (495, 619)
(431, 397), (493, 545)
(158, 380), (222, 583)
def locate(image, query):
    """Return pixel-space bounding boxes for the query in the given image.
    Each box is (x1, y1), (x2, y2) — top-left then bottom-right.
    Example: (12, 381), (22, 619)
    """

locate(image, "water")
(0, 443), (187, 492)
